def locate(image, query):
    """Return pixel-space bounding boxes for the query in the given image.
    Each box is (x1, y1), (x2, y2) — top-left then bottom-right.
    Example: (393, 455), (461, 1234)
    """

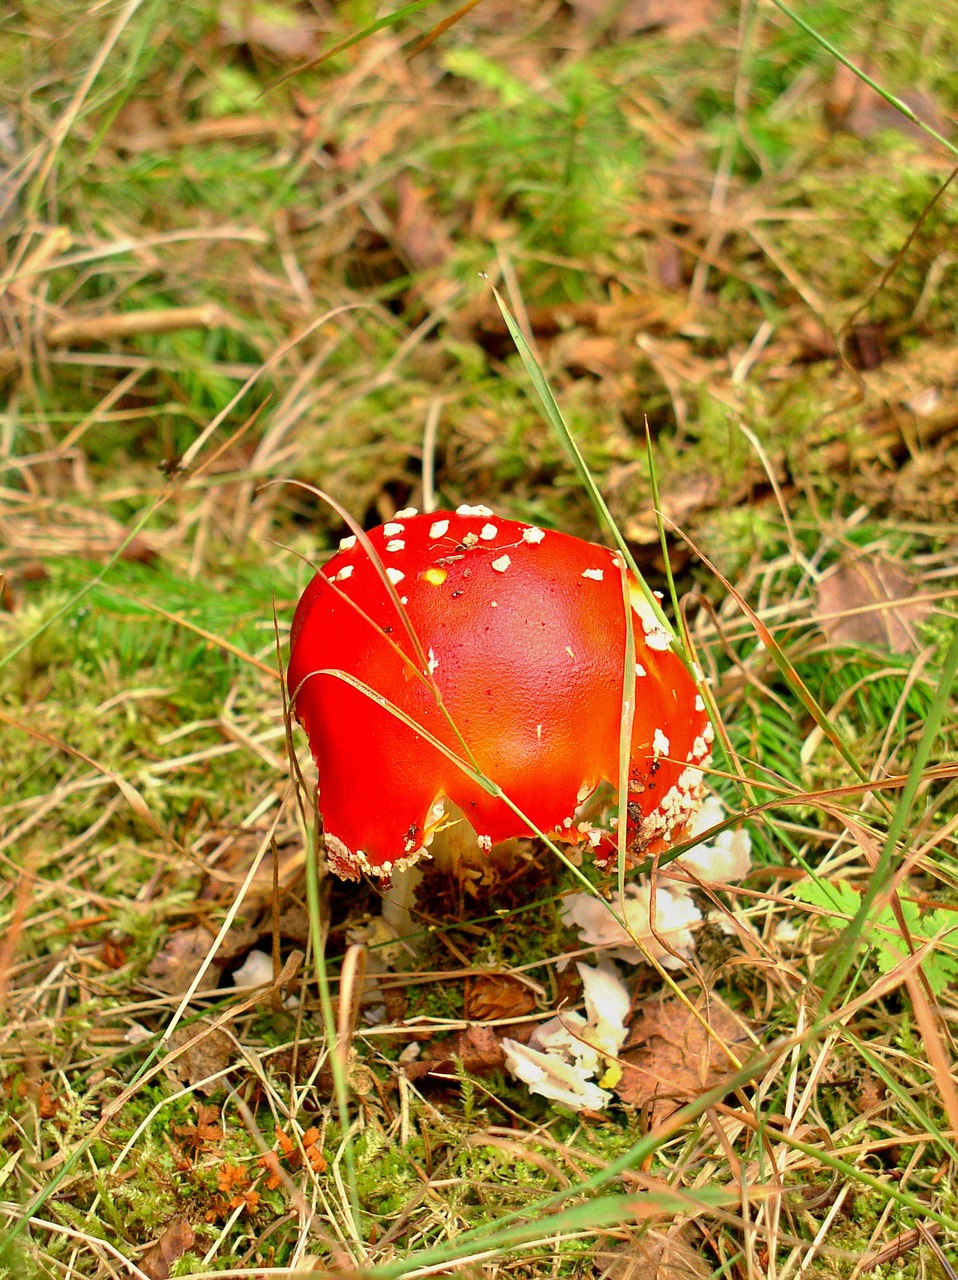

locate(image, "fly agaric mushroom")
(287, 506), (711, 881)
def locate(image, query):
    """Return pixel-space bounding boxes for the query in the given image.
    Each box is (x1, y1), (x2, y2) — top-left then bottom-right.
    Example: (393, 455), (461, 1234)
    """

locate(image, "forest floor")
(2, 0), (958, 1276)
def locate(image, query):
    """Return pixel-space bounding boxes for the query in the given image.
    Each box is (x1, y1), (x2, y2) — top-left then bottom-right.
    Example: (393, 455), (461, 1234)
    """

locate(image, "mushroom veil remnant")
(287, 507), (711, 880)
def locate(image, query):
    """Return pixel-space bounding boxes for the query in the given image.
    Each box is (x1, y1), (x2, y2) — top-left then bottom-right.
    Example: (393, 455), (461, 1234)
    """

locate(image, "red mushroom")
(287, 506), (711, 881)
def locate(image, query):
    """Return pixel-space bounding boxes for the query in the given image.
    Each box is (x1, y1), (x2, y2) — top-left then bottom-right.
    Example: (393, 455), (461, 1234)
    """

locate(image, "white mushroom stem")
(380, 864), (424, 940)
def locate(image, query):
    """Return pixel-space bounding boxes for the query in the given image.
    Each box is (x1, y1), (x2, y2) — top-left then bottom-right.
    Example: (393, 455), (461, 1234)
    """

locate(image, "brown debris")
(403, 1022), (513, 1082)
(146, 925), (224, 995)
(464, 973), (537, 1022)
(592, 1223), (711, 1280)
(816, 554), (931, 654)
(165, 1021), (235, 1095)
(140, 1218), (196, 1280)
(615, 997), (755, 1119)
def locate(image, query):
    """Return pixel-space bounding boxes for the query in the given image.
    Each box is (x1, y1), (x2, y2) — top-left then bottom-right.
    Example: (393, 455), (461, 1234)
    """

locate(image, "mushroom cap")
(287, 507), (711, 879)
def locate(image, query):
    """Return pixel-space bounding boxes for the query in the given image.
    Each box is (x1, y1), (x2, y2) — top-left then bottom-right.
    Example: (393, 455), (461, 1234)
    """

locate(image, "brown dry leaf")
(166, 1021), (234, 1095)
(140, 1218), (196, 1280)
(464, 973), (537, 1021)
(615, 998), (754, 1119)
(592, 1224), (710, 1279)
(393, 173), (453, 272)
(817, 555), (930, 653)
(147, 926), (223, 995)
(404, 1022), (508, 1081)
(619, 470), (729, 545)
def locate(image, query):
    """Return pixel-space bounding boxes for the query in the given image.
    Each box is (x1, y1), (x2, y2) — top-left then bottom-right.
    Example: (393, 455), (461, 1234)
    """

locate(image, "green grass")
(2, 0), (958, 1275)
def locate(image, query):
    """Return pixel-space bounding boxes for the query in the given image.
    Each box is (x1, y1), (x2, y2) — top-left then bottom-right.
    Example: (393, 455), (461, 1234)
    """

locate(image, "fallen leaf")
(393, 173), (453, 271)
(166, 1021), (234, 1095)
(464, 973), (537, 1021)
(817, 555), (930, 653)
(147, 926), (223, 995)
(140, 1218), (196, 1280)
(615, 998), (755, 1119)
(404, 1022), (510, 1081)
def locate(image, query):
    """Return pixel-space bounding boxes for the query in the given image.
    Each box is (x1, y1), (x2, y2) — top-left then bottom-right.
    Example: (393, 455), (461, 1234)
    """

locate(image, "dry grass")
(2, 0), (958, 1275)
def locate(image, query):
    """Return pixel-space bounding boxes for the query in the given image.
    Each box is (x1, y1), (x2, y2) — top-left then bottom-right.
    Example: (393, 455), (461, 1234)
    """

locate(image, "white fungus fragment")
(427, 647), (439, 674)
(502, 962), (631, 1111)
(334, 564), (354, 582)
(563, 884), (701, 969)
(522, 526), (545, 544)
(652, 728), (670, 758)
(386, 538), (405, 552)
(774, 919), (800, 944)
(695, 694), (705, 712)
(386, 567), (405, 585)
(456, 504), (494, 517)
(462, 531), (479, 548)
(670, 795), (751, 885)
(232, 950), (273, 989)
(477, 835), (492, 853)
(394, 506), (418, 518)
(339, 534), (357, 550)
(582, 568), (604, 581)
(383, 522), (404, 537)
(429, 519), (450, 539)
(479, 523), (498, 541)
(491, 555), (511, 573)
(501, 1038), (611, 1112)
(634, 662), (647, 678)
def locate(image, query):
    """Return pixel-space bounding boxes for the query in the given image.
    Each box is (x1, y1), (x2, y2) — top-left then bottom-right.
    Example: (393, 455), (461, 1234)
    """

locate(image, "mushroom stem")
(380, 864), (424, 941)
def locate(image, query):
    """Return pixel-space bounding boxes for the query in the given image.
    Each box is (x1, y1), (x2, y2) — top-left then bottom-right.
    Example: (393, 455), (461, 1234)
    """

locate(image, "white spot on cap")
(646, 629), (671, 652)
(339, 534), (357, 550)
(477, 835), (492, 853)
(462, 531), (479, 548)
(427, 647), (439, 674)
(383, 522), (404, 537)
(694, 694), (705, 712)
(334, 565), (354, 582)
(456, 504), (494, 517)
(522, 526), (545, 544)
(400, 595), (408, 604)
(634, 662), (647, 678)
(386, 538), (405, 552)
(490, 600), (498, 607)
(394, 507), (418, 518)
(653, 728), (670, 758)
(429, 519), (450, 538)
(703, 723), (715, 744)
(386, 567), (405, 585)
(536, 723), (543, 739)
(480, 523), (498, 541)
(562, 817), (573, 829)
(582, 568), (604, 581)
(491, 555), (511, 572)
